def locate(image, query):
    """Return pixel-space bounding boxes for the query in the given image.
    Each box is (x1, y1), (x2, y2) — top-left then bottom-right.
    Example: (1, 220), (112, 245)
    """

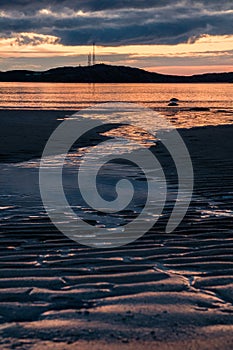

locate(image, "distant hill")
(0, 64), (232, 83)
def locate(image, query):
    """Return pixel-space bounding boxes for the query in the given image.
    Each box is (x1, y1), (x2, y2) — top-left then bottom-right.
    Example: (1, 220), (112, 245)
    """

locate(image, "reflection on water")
(0, 150), (162, 230)
(0, 83), (233, 236)
(0, 82), (233, 128)
(101, 125), (156, 148)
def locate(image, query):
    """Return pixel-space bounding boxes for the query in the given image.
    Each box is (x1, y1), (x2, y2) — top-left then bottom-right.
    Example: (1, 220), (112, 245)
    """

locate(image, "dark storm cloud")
(0, 0), (172, 12)
(53, 14), (233, 46)
(0, 0), (232, 12)
(0, 1), (232, 45)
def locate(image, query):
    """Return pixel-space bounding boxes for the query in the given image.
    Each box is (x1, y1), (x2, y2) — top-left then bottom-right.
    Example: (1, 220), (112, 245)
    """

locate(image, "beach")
(0, 0), (232, 345)
(0, 108), (233, 349)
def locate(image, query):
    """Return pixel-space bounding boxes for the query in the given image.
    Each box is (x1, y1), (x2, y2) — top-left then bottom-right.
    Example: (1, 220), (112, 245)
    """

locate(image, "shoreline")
(0, 110), (233, 349)
(0, 109), (233, 164)
(0, 64), (232, 84)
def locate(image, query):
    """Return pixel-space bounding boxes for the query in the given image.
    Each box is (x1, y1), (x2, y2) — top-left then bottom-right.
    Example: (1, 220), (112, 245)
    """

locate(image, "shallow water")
(0, 86), (233, 238)
(0, 87), (233, 341)
(0, 127), (232, 240)
(0, 83), (233, 128)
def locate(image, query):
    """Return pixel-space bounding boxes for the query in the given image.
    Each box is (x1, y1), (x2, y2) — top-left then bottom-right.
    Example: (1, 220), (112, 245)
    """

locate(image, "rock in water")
(168, 102), (179, 106)
(170, 97), (179, 102)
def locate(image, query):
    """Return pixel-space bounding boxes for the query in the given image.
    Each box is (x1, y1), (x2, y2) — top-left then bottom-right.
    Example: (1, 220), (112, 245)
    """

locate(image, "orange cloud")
(0, 33), (232, 57)
(0, 33), (232, 74)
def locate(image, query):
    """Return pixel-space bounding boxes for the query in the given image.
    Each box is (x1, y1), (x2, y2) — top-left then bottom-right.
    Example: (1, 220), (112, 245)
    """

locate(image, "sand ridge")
(0, 110), (233, 349)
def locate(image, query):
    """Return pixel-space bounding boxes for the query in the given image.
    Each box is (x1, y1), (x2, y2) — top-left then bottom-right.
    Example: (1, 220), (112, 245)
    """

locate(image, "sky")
(0, 0), (232, 75)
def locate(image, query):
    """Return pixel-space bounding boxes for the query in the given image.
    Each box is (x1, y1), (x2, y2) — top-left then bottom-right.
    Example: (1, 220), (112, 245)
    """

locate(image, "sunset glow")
(0, 34), (232, 75)
(0, 1), (232, 74)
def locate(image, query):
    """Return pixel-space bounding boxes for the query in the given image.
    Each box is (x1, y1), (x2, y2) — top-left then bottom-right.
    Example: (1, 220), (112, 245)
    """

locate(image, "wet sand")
(0, 110), (75, 163)
(0, 110), (233, 349)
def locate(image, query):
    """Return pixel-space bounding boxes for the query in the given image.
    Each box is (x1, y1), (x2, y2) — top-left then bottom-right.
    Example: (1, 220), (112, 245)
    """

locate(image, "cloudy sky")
(0, 0), (232, 75)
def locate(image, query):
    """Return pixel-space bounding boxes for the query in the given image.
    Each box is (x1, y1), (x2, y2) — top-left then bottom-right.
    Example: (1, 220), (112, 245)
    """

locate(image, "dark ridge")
(0, 64), (232, 83)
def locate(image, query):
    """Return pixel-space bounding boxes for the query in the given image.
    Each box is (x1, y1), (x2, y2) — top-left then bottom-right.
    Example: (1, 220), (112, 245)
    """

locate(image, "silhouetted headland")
(0, 64), (232, 83)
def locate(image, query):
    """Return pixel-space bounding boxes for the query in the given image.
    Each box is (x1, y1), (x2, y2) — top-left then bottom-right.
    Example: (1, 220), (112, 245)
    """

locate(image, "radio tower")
(92, 42), (96, 65)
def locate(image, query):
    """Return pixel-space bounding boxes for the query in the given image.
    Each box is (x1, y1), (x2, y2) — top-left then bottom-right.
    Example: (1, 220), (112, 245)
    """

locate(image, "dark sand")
(0, 110), (233, 349)
(0, 110), (75, 163)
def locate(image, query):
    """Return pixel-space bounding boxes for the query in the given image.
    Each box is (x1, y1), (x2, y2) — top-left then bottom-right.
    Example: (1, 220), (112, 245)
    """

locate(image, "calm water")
(0, 83), (233, 128)
(0, 83), (233, 241)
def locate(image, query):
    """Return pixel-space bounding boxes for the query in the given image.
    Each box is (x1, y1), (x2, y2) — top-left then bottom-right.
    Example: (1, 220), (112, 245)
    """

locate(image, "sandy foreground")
(0, 110), (233, 349)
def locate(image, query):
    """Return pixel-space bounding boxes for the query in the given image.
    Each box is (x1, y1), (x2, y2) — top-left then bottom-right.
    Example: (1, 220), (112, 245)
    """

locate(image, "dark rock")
(168, 102), (179, 106)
